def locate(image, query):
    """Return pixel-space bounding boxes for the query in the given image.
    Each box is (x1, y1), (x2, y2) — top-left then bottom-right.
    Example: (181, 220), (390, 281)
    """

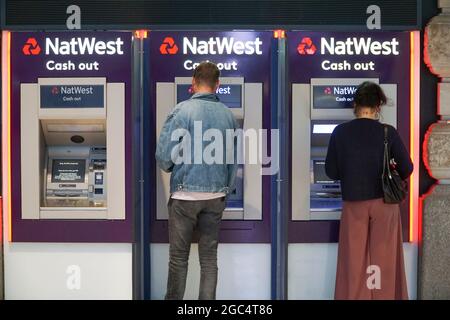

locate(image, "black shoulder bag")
(382, 125), (408, 204)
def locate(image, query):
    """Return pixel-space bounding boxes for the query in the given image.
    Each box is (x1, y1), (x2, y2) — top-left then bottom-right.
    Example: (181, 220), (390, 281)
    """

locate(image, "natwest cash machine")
(17, 34), (128, 221)
(288, 31), (418, 243)
(21, 78), (124, 220)
(147, 31), (276, 299)
(148, 31), (274, 245)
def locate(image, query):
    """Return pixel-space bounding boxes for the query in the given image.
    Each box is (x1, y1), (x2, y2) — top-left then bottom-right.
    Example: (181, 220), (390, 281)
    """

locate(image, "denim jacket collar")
(191, 92), (220, 102)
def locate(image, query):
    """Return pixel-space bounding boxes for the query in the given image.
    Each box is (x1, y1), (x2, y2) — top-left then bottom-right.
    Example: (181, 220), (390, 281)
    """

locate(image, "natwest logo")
(183, 37), (263, 55)
(297, 37), (316, 55)
(45, 37), (124, 55)
(333, 86), (357, 95)
(160, 37), (179, 54)
(23, 38), (41, 55)
(321, 37), (400, 55)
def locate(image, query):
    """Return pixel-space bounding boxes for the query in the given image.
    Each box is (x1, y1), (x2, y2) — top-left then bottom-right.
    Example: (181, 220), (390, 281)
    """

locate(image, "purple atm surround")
(7, 31), (133, 242)
(147, 31), (274, 243)
(287, 31), (412, 243)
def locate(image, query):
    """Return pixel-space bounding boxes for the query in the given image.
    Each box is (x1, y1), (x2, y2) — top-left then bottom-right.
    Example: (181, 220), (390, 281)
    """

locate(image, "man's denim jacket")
(155, 92), (239, 195)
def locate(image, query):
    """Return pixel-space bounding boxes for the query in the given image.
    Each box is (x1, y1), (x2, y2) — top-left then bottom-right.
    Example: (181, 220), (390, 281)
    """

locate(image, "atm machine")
(292, 78), (397, 220)
(20, 77), (125, 220)
(156, 77), (262, 220)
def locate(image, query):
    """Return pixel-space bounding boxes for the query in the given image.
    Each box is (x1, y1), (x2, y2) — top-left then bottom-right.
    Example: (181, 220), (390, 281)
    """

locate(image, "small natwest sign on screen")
(176, 84), (242, 108)
(312, 85), (358, 109)
(40, 84), (105, 108)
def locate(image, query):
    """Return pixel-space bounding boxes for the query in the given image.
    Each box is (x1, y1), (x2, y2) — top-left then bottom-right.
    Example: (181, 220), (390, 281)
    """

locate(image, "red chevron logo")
(22, 37), (41, 55)
(160, 37), (179, 55)
(297, 37), (317, 55)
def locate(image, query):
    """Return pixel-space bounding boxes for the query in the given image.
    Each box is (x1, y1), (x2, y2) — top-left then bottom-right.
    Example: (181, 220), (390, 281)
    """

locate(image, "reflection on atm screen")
(51, 159), (86, 183)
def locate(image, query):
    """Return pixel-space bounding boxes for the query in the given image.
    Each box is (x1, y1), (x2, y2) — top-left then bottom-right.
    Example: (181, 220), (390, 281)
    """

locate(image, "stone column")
(420, 0), (450, 299)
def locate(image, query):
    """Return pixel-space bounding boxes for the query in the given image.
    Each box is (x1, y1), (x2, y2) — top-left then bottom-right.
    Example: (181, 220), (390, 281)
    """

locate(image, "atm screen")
(312, 85), (358, 109)
(217, 85), (242, 108)
(176, 84), (194, 103)
(313, 160), (338, 184)
(51, 159), (86, 183)
(176, 84), (242, 108)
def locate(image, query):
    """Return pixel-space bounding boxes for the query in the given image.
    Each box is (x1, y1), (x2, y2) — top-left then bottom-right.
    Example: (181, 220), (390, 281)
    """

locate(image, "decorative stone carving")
(439, 0), (450, 8)
(421, 1), (450, 301)
(439, 82), (450, 117)
(423, 122), (450, 179)
(419, 184), (450, 299)
(424, 13), (450, 77)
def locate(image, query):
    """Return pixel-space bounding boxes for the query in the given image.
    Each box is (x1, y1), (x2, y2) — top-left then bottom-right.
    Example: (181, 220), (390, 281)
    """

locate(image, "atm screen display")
(176, 84), (242, 108)
(40, 85), (104, 109)
(51, 159), (86, 183)
(312, 85), (358, 109)
(313, 160), (338, 184)
(176, 84), (194, 103)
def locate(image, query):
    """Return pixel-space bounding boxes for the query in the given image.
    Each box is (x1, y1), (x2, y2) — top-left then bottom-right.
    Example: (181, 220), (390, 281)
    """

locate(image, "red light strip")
(409, 31), (420, 243)
(2, 31), (12, 241)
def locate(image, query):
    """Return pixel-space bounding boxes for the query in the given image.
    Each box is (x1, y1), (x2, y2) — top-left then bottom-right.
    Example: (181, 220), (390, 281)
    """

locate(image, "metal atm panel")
(156, 77), (262, 221)
(292, 78), (398, 221)
(309, 120), (344, 220)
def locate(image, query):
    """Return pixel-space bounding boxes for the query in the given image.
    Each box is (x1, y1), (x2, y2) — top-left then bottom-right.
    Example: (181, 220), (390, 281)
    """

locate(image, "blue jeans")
(165, 197), (225, 300)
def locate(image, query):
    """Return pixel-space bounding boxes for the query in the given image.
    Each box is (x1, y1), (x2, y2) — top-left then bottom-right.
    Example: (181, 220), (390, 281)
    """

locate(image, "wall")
(288, 243), (418, 299)
(149, 243), (417, 300)
(3, 242), (132, 300)
(151, 244), (271, 300)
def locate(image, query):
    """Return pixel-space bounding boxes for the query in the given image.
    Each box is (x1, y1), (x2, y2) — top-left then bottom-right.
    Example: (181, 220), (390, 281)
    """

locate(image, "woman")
(325, 81), (413, 300)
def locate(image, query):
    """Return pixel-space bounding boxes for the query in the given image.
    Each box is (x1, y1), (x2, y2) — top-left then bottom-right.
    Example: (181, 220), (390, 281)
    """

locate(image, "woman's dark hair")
(353, 81), (387, 115)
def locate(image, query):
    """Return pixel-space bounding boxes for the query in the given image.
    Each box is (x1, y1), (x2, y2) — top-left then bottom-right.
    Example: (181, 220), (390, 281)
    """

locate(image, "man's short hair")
(193, 61), (220, 89)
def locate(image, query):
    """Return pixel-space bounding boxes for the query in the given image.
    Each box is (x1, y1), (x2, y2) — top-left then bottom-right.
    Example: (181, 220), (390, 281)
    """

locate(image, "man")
(156, 61), (238, 300)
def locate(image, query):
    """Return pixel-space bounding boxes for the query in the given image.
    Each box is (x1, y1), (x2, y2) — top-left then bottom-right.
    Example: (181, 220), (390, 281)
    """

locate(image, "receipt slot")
(156, 77), (262, 220)
(20, 77), (125, 220)
(292, 78), (397, 220)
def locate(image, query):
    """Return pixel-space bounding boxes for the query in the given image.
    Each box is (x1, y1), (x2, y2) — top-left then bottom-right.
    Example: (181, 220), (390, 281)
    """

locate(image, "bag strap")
(384, 125), (388, 144)
(383, 125), (391, 176)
